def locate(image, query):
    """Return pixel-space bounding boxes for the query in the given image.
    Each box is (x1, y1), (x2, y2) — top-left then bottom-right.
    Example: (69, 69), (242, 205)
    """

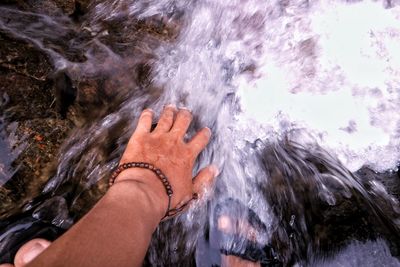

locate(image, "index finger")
(134, 109), (154, 135)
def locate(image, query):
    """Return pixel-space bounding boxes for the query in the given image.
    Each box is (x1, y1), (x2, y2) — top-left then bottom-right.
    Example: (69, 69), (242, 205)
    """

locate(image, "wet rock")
(53, 71), (77, 118)
(32, 196), (73, 229)
(0, 216), (65, 264)
(0, 0), (177, 220)
(0, 117), (72, 218)
(3, 0), (90, 17)
(0, 31), (74, 219)
(52, 0), (76, 15)
(75, 0), (91, 14)
(0, 33), (51, 84)
(257, 142), (400, 265)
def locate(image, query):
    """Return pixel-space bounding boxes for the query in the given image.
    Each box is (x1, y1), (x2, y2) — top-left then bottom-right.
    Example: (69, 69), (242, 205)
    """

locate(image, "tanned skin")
(3, 105), (217, 267)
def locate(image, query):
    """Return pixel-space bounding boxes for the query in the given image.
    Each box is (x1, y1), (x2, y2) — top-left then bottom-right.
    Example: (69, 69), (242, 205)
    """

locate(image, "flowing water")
(1, 0), (400, 266)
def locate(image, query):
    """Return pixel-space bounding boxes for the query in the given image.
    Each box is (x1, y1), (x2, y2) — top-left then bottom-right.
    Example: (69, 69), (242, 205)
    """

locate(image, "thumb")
(193, 165), (219, 199)
(14, 239), (51, 267)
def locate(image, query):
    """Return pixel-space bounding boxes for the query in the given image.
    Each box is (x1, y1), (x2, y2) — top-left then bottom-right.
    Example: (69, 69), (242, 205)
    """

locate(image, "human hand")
(114, 105), (218, 219)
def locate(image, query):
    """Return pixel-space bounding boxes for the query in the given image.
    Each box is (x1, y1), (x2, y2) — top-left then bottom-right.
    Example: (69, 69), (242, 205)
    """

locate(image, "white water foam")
(145, 0), (400, 173)
(236, 1), (400, 172)
(147, 3), (400, 247)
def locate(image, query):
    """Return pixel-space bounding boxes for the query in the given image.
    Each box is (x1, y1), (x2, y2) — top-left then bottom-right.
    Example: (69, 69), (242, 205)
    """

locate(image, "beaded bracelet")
(109, 162), (195, 220)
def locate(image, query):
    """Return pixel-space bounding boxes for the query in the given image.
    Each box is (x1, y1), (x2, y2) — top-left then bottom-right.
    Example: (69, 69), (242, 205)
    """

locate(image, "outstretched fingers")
(153, 105), (177, 133)
(192, 165), (219, 199)
(171, 165), (218, 216)
(170, 108), (193, 138)
(188, 127), (212, 157)
(134, 109), (154, 135)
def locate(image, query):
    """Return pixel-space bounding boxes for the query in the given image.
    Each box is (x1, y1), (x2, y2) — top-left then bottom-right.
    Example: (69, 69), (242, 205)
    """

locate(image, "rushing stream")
(1, 0), (400, 266)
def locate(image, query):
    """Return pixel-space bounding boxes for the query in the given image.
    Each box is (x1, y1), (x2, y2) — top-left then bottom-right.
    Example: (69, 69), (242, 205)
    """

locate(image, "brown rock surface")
(0, 0), (176, 220)
(0, 31), (74, 218)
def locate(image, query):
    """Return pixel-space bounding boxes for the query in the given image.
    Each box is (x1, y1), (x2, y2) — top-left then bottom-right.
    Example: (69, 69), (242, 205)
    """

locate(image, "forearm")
(19, 106), (215, 267)
(26, 180), (164, 267)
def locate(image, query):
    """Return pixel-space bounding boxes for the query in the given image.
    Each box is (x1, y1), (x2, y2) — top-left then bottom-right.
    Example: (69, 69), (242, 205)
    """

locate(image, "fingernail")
(144, 108), (154, 114)
(23, 243), (46, 264)
(179, 106), (191, 112)
(164, 104), (176, 109)
(204, 127), (212, 137)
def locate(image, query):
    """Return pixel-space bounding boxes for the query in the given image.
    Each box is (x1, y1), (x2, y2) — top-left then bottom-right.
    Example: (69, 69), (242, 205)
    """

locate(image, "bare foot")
(222, 255), (261, 267)
(218, 215), (261, 267)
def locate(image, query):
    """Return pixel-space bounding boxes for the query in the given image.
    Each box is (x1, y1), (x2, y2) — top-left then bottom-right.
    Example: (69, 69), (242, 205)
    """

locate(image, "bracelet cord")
(109, 162), (190, 220)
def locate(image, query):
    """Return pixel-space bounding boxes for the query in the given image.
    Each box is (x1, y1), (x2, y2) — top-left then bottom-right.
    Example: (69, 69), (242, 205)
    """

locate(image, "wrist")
(109, 169), (169, 221)
(115, 168), (159, 185)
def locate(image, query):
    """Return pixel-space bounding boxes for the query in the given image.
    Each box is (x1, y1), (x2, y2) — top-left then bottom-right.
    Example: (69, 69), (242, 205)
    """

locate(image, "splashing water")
(0, 93), (26, 186)
(238, 1), (400, 172)
(1, 0), (400, 266)
(0, 119), (25, 186)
